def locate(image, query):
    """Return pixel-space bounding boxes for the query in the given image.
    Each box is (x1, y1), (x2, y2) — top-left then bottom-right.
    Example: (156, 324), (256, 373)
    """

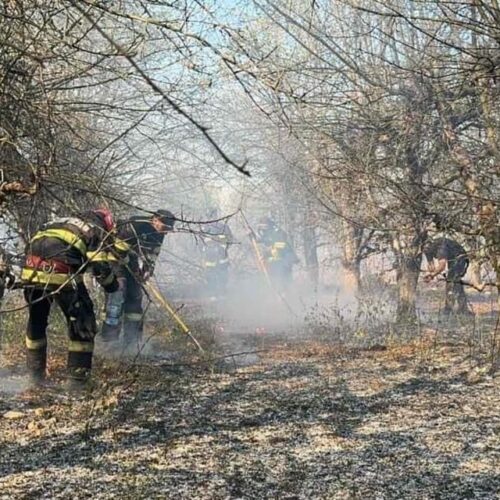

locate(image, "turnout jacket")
(114, 216), (166, 275)
(258, 227), (298, 267)
(21, 211), (118, 290)
(201, 221), (233, 267)
(424, 237), (469, 276)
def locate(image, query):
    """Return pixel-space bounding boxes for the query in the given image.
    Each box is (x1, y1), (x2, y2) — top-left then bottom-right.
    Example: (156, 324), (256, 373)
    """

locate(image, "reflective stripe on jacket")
(32, 228), (87, 255)
(21, 267), (83, 286)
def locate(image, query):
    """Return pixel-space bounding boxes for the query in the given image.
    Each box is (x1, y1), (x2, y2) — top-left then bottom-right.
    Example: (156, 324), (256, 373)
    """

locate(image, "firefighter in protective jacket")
(101, 209), (175, 345)
(201, 209), (233, 297)
(423, 237), (472, 315)
(0, 247), (14, 303)
(21, 208), (118, 385)
(0, 248), (15, 342)
(256, 217), (298, 289)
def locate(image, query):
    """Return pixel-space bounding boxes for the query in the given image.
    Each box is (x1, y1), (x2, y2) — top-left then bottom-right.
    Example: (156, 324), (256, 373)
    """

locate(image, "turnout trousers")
(24, 282), (97, 382)
(445, 257), (470, 314)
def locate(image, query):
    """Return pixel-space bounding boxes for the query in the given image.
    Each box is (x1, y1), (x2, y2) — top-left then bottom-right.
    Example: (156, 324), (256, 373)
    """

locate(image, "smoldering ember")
(0, 1), (498, 499)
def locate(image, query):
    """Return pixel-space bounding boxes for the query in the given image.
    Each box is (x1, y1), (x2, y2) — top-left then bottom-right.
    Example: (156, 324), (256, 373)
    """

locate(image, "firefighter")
(21, 208), (118, 386)
(423, 237), (472, 315)
(256, 217), (298, 290)
(0, 247), (15, 304)
(201, 208), (233, 298)
(0, 248), (15, 348)
(101, 209), (175, 345)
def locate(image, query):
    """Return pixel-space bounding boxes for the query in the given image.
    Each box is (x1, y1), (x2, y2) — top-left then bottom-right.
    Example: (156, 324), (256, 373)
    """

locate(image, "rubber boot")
(101, 321), (121, 342)
(26, 347), (47, 385)
(67, 351), (92, 392)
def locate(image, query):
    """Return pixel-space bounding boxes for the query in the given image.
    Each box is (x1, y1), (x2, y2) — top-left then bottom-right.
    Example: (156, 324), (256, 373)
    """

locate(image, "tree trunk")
(396, 254), (421, 323)
(392, 136), (426, 324)
(302, 223), (319, 292)
(343, 261), (361, 294)
(341, 220), (363, 295)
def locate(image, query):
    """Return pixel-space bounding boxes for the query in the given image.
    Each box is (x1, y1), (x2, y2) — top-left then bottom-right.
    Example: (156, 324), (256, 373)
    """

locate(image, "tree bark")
(302, 222), (319, 292)
(343, 261), (361, 294)
(341, 220), (363, 295)
(395, 253), (421, 323)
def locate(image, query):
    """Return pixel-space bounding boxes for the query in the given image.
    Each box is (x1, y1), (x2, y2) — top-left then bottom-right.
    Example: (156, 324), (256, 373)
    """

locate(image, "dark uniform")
(424, 237), (469, 314)
(101, 211), (175, 345)
(21, 210), (118, 384)
(0, 249), (15, 348)
(257, 218), (298, 290)
(0, 248), (14, 304)
(201, 220), (233, 297)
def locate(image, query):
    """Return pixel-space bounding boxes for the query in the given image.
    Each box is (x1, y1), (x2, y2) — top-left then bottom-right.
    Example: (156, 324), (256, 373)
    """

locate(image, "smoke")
(0, 367), (29, 394)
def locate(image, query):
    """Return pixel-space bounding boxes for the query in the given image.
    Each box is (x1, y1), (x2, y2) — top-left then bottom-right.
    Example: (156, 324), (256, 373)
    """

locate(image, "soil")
(1, 333), (499, 499)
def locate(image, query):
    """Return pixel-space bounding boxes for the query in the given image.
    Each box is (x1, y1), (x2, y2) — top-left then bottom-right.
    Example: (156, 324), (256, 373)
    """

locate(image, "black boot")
(101, 321), (121, 342)
(26, 347), (47, 385)
(67, 350), (92, 391)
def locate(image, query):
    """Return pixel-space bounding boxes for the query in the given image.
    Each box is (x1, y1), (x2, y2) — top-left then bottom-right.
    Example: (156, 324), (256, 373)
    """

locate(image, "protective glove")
(139, 258), (153, 282)
(102, 276), (119, 294)
(68, 295), (97, 340)
(93, 262), (119, 293)
(5, 270), (15, 288)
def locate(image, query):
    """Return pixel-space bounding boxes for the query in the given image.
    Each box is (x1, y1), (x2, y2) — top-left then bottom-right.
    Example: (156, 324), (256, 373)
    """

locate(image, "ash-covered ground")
(1, 328), (499, 499)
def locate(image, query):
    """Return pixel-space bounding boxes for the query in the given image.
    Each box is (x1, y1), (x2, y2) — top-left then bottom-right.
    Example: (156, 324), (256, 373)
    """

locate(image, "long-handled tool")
(240, 211), (297, 318)
(144, 281), (205, 353)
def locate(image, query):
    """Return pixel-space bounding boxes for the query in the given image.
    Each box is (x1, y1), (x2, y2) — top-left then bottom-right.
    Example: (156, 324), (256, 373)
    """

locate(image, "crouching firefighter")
(21, 209), (118, 386)
(101, 209), (176, 346)
(201, 209), (233, 298)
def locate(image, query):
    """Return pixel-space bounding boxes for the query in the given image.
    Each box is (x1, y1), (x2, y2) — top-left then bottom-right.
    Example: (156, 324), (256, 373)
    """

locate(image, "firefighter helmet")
(94, 208), (115, 232)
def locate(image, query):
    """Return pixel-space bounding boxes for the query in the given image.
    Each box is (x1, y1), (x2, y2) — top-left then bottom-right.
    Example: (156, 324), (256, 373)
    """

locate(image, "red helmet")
(94, 208), (115, 232)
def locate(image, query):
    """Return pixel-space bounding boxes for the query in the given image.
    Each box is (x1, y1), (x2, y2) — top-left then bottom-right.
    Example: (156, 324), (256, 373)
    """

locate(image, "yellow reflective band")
(273, 242), (287, 249)
(104, 252), (128, 264)
(68, 340), (94, 353)
(32, 229), (87, 256)
(26, 337), (47, 350)
(86, 251), (110, 262)
(124, 312), (143, 321)
(21, 267), (82, 286)
(114, 239), (131, 253)
(203, 261), (217, 267)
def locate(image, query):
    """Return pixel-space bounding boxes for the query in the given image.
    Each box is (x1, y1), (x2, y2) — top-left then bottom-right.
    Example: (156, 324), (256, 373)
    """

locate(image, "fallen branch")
(433, 276), (497, 292)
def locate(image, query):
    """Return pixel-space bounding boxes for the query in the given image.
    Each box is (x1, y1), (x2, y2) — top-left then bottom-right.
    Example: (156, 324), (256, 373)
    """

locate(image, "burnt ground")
(0, 286), (499, 499)
(0, 331), (499, 499)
